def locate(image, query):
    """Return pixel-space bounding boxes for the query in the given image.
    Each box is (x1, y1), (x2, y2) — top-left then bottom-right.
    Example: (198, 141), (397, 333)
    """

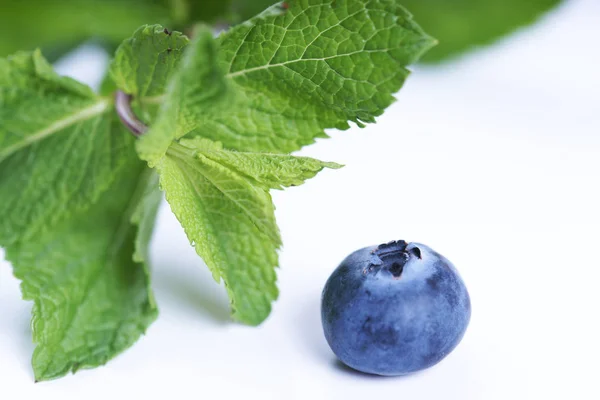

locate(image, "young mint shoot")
(0, 0), (435, 381)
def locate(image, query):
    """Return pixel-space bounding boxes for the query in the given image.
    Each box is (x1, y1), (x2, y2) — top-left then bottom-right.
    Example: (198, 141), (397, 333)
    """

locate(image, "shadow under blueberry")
(333, 359), (424, 381)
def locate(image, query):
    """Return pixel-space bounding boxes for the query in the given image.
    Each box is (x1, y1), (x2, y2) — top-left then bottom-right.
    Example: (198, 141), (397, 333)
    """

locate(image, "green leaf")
(401, 0), (562, 63)
(212, 0), (435, 152)
(156, 138), (339, 325)
(0, 50), (127, 246)
(133, 0), (435, 161)
(109, 25), (190, 99)
(0, 0), (173, 60)
(0, 49), (159, 380)
(7, 157), (159, 381)
(181, 137), (342, 190)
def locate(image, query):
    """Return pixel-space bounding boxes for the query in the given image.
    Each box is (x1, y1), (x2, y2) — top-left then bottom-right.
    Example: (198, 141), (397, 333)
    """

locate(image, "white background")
(1, 0), (599, 398)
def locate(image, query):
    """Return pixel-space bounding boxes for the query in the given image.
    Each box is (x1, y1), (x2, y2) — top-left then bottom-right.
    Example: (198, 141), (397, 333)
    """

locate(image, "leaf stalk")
(115, 91), (148, 137)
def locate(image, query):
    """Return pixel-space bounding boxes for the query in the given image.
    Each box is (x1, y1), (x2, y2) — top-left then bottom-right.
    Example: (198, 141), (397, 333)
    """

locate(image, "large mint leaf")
(156, 138), (339, 325)
(1, 50), (160, 380)
(129, 0), (434, 161)
(0, 50), (128, 246)
(209, 0), (435, 152)
(402, 0), (562, 62)
(7, 156), (159, 381)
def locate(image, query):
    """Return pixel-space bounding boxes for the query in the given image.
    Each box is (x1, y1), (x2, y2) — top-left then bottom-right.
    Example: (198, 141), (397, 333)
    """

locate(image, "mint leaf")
(109, 24), (191, 127)
(402, 0), (562, 62)
(0, 50), (159, 381)
(184, 138), (342, 190)
(7, 157), (159, 381)
(0, 51), (128, 246)
(109, 25), (190, 99)
(156, 137), (339, 325)
(130, 0), (435, 160)
(212, 0), (435, 152)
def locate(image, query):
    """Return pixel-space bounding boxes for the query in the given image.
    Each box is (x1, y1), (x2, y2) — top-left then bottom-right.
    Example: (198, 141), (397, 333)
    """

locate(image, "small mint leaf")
(109, 24), (190, 99)
(179, 137), (343, 190)
(156, 137), (338, 325)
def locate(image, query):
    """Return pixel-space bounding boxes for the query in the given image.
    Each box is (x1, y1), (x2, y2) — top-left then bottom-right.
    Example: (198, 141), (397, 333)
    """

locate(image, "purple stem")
(115, 91), (148, 137)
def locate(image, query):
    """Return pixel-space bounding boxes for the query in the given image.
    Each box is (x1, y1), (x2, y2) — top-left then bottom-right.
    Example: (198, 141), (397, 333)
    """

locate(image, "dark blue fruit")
(321, 240), (471, 376)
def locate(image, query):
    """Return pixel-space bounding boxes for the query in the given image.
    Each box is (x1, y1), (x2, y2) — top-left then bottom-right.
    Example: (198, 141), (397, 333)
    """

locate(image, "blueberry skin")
(321, 241), (471, 376)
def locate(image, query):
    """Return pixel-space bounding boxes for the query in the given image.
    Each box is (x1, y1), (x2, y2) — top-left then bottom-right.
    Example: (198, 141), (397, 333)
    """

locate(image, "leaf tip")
(326, 162), (344, 170)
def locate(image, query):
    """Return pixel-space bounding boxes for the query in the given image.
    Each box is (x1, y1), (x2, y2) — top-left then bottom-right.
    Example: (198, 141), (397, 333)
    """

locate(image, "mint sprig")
(0, 0), (434, 380)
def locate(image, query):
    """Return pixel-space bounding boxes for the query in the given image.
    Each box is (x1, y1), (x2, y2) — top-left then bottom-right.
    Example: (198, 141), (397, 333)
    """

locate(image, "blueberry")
(321, 240), (471, 376)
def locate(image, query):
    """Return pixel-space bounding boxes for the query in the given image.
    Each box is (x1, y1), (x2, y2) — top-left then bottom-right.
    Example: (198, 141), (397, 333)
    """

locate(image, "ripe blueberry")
(321, 240), (471, 376)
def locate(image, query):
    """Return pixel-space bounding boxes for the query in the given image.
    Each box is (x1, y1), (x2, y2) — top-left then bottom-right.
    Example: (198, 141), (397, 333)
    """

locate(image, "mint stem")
(115, 91), (148, 137)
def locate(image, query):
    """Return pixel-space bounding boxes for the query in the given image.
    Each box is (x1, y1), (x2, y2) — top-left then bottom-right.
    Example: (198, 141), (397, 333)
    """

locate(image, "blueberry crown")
(370, 240), (422, 278)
